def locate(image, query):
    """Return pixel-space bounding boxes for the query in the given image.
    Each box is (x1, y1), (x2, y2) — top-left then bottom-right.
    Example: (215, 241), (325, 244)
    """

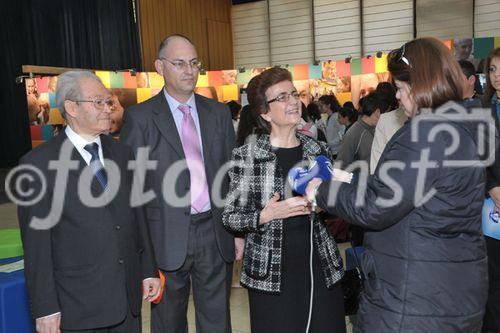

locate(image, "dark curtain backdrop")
(0, 0), (141, 167)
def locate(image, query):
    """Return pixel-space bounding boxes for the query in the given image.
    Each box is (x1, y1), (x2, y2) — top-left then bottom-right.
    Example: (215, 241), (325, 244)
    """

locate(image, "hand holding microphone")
(288, 155), (353, 208)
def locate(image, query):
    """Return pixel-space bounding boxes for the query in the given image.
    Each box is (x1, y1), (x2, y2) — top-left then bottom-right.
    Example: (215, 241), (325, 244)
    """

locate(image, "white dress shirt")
(65, 125), (104, 166)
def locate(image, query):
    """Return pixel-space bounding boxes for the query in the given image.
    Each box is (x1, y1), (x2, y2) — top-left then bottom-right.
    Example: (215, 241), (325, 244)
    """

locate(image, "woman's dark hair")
(318, 94), (341, 113)
(483, 47), (500, 104)
(359, 92), (384, 117)
(301, 102), (310, 122)
(247, 67), (292, 134)
(375, 82), (398, 112)
(226, 100), (241, 120)
(236, 104), (257, 147)
(339, 106), (358, 124)
(387, 37), (464, 114)
(306, 102), (322, 121)
(342, 101), (356, 111)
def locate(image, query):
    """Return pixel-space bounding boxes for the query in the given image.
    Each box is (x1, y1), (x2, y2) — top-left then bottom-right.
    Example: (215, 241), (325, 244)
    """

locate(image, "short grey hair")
(157, 34), (194, 58)
(55, 70), (102, 119)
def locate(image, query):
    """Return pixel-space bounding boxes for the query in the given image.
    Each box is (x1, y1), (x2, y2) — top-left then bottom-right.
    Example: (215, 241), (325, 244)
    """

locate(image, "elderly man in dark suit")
(120, 34), (243, 333)
(18, 71), (161, 333)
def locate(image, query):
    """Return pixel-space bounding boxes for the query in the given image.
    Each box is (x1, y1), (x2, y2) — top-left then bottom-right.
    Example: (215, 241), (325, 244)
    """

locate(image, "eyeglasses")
(159, 57), (202, 71)
(399, 43), (411, 68)
(73, 98), (115, 110)
(267, 91), (300, 104)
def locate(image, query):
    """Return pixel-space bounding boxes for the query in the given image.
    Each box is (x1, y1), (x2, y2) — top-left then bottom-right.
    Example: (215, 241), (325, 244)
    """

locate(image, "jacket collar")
(251, 132), (324, 162)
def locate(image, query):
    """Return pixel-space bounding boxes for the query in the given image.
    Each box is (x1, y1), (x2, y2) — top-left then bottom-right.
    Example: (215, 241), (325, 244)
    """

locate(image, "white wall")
(232, 0), (499, 68)
(363, 0), (413, 55)
(232, 1), (270, 68)
(269, 0), (314, 65)
(416, 0), (473, 39)
(474, 0), (500, 37)
(314, 0), (361, 60)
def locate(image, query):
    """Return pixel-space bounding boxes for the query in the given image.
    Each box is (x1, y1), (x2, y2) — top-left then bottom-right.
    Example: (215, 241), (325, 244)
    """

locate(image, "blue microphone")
(288, 155), (334, 195)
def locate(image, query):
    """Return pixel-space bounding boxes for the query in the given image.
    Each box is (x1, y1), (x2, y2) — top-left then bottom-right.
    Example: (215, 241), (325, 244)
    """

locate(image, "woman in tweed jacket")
(222, 68), (347, 333)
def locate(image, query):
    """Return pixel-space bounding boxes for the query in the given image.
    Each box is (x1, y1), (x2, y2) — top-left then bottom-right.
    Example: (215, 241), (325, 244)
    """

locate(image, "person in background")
(369, 105), (407, 174)
(306, 102), (327, 142)
(482, 46), (500, 333)
(454, 38), (474, 61)
(297, 102), (318, 138)
(235, 104), (257, 147)
(318, 94), (344, 157)
(226, 100), (242, 133)
(343, 101), (356, 111)
(223, 67), (348, 333)
(306, 37), (489, 333)
(18, 71), (161, 333)
(458, 59), (482, 106)
(375, 82), (399, 112)
(294, 80), (312, 106)
(338, 106), (358, 134)
(370, 81), (408, 174)
(336, 92), (382, 169)
(336, 92), (383, 247)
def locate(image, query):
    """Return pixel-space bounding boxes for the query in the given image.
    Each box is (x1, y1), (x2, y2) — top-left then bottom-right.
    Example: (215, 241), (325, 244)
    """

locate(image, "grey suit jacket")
(120, 91), (236, 270)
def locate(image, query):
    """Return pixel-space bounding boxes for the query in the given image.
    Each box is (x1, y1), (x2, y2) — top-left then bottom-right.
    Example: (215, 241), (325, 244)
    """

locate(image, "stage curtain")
(0, 0), (141, 167)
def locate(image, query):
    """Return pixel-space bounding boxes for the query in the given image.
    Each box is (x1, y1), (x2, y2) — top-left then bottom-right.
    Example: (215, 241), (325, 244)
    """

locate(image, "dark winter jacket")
(317, 102), (489, 332)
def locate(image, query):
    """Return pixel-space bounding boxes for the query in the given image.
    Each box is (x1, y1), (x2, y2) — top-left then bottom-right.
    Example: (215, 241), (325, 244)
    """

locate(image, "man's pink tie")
(178, 104), (210, 212)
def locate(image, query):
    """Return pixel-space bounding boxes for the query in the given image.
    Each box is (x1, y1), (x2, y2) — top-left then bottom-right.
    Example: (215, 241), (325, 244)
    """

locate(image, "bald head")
(157, 34), (194, 58)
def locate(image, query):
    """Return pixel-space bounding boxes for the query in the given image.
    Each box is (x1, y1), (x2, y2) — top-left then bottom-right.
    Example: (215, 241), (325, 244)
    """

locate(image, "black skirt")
(248, 145), (346, 333)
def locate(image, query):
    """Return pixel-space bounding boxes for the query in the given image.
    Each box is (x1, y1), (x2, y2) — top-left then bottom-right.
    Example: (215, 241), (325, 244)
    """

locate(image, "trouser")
(482, 236), (500, 332)
(151, 211), (233, 333)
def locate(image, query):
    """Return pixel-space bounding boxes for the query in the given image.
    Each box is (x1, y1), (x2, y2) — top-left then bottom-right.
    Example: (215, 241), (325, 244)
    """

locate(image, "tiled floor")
(1, 202), (353, 332)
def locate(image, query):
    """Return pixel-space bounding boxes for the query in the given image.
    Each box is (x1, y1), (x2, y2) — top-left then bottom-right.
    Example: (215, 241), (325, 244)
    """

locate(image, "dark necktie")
(84, 143), (108, 190)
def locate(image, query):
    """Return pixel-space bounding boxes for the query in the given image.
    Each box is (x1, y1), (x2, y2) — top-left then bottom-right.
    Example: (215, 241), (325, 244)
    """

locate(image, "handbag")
(342, 245), (365, 316)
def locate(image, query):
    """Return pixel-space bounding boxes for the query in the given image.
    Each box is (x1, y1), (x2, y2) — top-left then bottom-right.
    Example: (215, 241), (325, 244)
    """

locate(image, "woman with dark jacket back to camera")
(223, 68), (351, 333)
(482, 46), (500, 333)
(305, 37), (489, 332)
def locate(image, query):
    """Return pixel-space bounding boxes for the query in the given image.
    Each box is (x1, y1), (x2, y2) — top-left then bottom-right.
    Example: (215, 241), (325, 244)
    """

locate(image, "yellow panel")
(375, 54), (388, 73)
(336, 92), (352, 106)
(137, 88), (152, 103)
(95, 71), (111, 88)
(148, 72), (165, 88)
(196, 73), (209, 87)
(495, 37), (500, 49)
(49, 108), (64, 125)
(222, 85), (238, 101)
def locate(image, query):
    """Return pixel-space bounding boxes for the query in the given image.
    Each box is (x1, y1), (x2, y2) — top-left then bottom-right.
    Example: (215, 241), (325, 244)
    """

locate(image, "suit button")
(118, 259), (124, 264)
(115, 225), (121, 230)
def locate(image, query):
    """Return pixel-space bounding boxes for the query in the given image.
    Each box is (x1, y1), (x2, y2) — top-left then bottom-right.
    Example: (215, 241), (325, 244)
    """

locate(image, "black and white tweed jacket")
(222, 133), (344, 294)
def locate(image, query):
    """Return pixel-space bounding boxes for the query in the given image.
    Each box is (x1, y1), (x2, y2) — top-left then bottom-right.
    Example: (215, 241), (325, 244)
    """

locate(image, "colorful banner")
(26, 36), (499, 147)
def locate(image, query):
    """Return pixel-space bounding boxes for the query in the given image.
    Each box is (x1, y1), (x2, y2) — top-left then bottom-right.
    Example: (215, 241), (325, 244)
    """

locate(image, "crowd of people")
(17, 33), (500, 333)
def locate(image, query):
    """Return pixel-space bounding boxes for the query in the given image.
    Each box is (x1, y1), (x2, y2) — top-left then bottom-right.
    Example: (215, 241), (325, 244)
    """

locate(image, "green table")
(0, 229), (23, 260)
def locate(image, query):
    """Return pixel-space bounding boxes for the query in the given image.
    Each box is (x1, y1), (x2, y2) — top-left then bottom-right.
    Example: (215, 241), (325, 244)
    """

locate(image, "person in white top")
(370, 107), (408, 174)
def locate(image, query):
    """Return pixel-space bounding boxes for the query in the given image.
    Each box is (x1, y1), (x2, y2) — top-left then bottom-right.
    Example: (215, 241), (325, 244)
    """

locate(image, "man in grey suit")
(120, 34), (243, 333)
